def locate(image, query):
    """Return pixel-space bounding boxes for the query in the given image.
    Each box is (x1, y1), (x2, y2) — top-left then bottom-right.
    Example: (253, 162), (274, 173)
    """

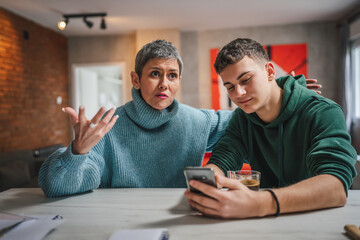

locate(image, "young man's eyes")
(242, 77), (251, 84)
(226, 85), (235, 91)
(226, 77), (251, 91)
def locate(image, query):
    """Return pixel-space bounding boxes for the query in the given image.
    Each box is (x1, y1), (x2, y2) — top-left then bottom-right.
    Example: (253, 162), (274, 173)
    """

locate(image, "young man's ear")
(131, 71), (141, 90)
(265, 62), (276, 81)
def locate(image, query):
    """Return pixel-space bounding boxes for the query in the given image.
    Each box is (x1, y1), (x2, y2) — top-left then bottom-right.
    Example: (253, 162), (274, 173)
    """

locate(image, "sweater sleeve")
(38, 141), (106, 198)
(207, 110), (247, 175)
(203, 109), (234, 152)
(307, 103), (357, 194)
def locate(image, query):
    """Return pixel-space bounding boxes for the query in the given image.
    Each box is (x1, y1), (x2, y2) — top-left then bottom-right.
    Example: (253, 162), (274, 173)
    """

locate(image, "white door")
(72, 63), (124, 119)
(78, 68), (99, 118)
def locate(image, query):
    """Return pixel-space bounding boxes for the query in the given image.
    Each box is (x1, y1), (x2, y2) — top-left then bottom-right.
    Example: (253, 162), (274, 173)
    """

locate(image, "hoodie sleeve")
(38, 141), (106, 198)
(203, 109), (234, 152)
(306, 102), (357, 194)
(207, 109), (247, 174)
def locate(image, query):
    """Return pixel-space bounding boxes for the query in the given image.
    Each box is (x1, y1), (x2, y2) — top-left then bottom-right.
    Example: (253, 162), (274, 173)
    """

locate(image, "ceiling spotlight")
(83, 17), (93, 28)
(58, 13), (107, 30)
(57, 18), (68, 30)
(100, 17), (106, 30)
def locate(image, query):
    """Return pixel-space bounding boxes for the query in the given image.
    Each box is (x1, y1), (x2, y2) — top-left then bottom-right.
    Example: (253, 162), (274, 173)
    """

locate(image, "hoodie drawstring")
(247, 119), (284, 187)
(247, 121), (253, 166)
(278, 123), (284, 187)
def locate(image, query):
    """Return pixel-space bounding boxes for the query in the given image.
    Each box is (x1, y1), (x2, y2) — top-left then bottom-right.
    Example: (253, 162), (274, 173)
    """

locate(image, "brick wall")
(0, 7), (71, 152)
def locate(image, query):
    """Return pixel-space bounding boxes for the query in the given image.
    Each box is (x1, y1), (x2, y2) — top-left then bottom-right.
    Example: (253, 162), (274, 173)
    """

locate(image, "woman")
(39, 40), (233, 197)
(39, 40), (320, 197)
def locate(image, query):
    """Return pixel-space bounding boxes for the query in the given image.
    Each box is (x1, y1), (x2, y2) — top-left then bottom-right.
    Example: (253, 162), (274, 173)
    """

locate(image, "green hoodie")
(208, 75), (357, 192)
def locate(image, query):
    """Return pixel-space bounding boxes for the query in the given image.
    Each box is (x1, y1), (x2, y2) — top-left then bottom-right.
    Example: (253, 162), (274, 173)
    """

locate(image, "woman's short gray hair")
(135, 39), (183, 79)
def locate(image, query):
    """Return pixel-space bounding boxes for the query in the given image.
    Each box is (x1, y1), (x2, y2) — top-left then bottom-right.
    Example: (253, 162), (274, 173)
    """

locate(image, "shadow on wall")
(351, 119), (360, 154)
(350, 119), (360, 190)
(352, 158), (360, 190)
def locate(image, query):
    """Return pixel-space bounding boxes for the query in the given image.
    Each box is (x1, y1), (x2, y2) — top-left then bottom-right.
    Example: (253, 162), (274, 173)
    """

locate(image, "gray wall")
(187, 22), (339, 109)
(180, 32), (199, 108)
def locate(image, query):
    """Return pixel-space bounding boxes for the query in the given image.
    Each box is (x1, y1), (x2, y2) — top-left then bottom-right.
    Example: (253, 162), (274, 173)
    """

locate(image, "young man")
(184, 38), (357, 219)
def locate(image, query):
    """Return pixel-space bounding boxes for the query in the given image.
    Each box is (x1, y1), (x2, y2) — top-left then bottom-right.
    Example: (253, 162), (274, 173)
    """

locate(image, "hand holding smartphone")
(184, 167), (217, 195)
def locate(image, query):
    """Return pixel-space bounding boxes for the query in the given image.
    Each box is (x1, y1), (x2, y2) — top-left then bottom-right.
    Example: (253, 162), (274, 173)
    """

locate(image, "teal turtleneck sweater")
(208, 75), (357, 193)
(39, 88), (233, 197)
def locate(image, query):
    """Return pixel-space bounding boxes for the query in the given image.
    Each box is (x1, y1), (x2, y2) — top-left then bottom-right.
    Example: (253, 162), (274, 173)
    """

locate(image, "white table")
(1, 188), (359, 240)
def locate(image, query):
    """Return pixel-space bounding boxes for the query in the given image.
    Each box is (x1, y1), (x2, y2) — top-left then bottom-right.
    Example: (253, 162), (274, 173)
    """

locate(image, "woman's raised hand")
(62, 106), (119, 154)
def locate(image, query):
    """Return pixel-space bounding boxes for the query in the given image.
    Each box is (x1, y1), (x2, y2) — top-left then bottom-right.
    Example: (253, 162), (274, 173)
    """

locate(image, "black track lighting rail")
(63, 13), (107, 19)
(58, 12), (107, 30)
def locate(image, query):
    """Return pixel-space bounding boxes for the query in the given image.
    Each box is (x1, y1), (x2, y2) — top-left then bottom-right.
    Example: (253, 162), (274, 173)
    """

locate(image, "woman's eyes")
(168, 73), (178, 79)
(150, 71), (178, 79)
(227, 86), (234, 91)
(151, 71), (160, 77)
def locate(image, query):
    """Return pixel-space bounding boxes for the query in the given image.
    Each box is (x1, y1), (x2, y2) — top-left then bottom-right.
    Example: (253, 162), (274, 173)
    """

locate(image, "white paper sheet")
(0, 214), (65, 240)
(0, 212), (35, 235)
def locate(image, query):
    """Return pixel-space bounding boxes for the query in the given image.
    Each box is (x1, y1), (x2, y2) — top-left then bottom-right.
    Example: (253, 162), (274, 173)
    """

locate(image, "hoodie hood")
(246, 74), (307, 128)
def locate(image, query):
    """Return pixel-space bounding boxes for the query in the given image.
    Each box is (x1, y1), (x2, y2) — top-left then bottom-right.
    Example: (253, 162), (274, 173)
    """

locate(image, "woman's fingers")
(78, 106), (88, 133)
(306, 83), (322, 89)
(62, 107), (79, 126)
(90, 107), (107, 127)
(306, 79), (318, 84)
(63, 106), (118, 155)
(91, 108), (119, 134)
(104, 114), (119, 133)
(98, 108), (116, 128)
(305, 79), (322, 94)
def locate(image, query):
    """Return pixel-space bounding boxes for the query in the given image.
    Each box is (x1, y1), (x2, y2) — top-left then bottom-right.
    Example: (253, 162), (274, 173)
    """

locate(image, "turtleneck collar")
(124, 87), (179, 130)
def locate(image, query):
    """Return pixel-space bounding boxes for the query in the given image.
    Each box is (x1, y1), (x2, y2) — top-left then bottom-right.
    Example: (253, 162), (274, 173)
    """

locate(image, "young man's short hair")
(214, 38), (269, 74)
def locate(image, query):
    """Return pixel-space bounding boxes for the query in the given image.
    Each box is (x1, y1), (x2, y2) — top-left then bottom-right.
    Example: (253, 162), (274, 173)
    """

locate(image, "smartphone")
(184, 167), (217, 195)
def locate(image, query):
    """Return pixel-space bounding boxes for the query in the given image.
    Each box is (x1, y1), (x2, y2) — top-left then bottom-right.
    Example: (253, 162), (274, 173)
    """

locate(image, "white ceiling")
(0, 0), (359, 37)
